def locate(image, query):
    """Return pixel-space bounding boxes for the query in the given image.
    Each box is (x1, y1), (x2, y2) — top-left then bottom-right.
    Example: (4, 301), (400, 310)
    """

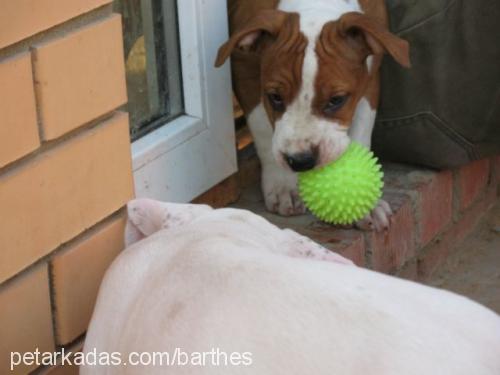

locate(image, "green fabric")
(373, 0), (500, 169)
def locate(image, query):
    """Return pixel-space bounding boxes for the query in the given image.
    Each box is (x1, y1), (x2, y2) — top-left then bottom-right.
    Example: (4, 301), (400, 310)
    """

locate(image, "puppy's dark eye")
(267, 93), (285, 112)
(324, 95), (348, 115)
(346, 27), (361, 39)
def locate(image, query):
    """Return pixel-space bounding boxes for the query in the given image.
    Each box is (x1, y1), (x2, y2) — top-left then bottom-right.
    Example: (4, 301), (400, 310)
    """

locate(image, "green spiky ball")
(298, 142), (383, 225)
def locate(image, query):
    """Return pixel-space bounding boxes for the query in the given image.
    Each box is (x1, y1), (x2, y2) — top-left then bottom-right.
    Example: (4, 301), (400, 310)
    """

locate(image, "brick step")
(233, 155), (500, 281)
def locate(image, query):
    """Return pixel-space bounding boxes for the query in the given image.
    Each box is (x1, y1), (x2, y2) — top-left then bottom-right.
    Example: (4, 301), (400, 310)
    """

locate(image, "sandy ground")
(428, 203), (500, 314)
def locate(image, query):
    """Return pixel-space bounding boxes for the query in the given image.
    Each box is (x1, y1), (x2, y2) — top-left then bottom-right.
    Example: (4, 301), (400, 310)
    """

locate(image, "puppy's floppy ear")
(215, 10), (288, 67)
(338, 12), (411, 68)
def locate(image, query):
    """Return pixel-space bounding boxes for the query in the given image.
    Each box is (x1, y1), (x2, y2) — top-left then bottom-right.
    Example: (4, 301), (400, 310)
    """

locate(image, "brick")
(44, 363), (79, 375)
(41, 342), (83, 375)
(0, 264), (54, 375)
(456, 159), (490, 211)
(0, 112), (133, 283)
(418, 171), (453, 245)
(0, 0), (111, 48)
(417, 237), (450, 281)
(492, 155), (500, 187)
(33, 15), (127, 140)
(452, 183), (497, 244)
(192, 173), (240, 208)
(52, 214), (126, 344)
(335, 230), (366, 267)
(365, 193), (415, 273)
(385, 164), (453, 246)
(396, 260), (418, 281)
(418, 184), (497, 281)
(0, 53), (39, 167)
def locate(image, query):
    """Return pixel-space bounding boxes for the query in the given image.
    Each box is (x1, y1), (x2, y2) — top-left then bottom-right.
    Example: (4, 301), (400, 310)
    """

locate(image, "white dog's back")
(82, 200), (500, 374)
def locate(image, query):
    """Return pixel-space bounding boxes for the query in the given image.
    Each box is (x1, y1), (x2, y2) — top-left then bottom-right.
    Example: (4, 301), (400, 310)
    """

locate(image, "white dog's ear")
(124, 219), (144, 248)
(125, 199), (165, 247)
(124, 199), (213, 247)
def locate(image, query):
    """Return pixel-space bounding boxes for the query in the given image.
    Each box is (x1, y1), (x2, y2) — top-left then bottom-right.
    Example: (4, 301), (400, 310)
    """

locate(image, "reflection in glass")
(113, 0), (184, 140)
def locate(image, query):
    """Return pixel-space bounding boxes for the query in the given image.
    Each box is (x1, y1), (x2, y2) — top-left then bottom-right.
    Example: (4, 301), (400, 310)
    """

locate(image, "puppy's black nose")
(285, 152), (317, 172)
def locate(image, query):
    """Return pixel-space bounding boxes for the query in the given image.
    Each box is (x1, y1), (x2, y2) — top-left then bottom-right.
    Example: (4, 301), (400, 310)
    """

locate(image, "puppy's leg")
(349, 96), (392, 231)
(231, 49), (303, 216)
(125, 199), (212, 246)
(247, 103), (305, 216)
(349, 97), (377, 150)
(281, 229), (354, 265)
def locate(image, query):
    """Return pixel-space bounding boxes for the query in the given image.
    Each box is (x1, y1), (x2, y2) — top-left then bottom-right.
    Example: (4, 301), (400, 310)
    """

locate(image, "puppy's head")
(216, 10), (410, 171)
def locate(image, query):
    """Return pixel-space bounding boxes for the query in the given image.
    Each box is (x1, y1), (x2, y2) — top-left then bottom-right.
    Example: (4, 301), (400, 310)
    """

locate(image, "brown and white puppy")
(215, 0), (410, 230)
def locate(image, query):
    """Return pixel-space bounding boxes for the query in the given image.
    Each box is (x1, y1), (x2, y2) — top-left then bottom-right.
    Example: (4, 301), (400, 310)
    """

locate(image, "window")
(114, 0), (183, 140)
(114, 0), (237, 202)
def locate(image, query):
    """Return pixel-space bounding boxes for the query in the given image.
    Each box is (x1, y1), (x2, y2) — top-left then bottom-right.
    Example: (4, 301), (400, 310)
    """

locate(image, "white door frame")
(131, 0), (236, 203)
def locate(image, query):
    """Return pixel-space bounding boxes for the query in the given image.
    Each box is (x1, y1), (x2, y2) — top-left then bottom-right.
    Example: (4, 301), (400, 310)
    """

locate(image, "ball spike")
(298, 142), (383, 225)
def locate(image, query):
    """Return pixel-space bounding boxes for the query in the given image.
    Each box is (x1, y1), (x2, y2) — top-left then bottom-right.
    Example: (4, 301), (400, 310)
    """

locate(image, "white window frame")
(131, 0), (236, 203)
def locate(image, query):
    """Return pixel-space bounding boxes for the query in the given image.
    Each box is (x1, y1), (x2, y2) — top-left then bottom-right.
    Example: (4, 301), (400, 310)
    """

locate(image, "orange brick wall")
(0, 2), (133, 374)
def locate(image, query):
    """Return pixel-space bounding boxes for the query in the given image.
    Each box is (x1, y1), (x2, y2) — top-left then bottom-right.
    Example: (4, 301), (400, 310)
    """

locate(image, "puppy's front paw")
(356, 199), (393, 232)
(262, 164), (305, 216)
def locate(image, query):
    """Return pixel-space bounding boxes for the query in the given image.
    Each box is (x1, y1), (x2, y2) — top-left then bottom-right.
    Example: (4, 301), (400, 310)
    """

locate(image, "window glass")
(113, 0), (184, 140)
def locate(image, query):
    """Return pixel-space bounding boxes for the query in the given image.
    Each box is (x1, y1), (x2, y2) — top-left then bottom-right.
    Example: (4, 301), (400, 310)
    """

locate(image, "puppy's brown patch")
(260, 13), (307, 124)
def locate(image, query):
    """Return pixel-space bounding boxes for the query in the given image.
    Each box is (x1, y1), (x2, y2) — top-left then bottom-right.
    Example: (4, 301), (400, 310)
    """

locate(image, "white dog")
(82, 199), (500, 374)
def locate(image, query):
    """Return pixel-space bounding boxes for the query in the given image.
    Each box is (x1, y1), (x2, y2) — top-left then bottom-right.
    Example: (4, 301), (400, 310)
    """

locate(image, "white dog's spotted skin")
(82, 199), (500, 375)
